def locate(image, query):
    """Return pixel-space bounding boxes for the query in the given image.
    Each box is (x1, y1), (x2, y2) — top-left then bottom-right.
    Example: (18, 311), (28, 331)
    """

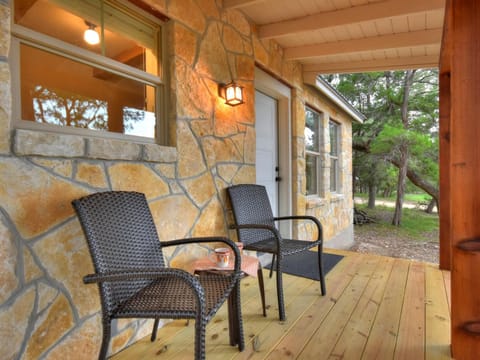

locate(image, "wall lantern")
(84, 21), (100, 45)
(219, 82), (244, 106)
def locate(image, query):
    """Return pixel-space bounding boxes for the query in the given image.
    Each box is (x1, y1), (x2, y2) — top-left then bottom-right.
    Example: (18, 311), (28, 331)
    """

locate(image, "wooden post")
(441, 0), (480, 358)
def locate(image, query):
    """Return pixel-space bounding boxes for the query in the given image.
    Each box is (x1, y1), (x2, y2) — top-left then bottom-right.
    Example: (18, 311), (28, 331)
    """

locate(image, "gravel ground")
(350, 202), (440, 264)
(350, 225), (439, 264)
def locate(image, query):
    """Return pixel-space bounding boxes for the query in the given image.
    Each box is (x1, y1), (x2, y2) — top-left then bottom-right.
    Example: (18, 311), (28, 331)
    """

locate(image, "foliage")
(326, 69), (439, 225)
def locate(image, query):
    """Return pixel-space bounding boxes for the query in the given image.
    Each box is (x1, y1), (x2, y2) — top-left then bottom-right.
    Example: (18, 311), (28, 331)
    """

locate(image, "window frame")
(329, 119), (341, 193)
(304, 106), (323, 197)
(10, 0), (168, 145)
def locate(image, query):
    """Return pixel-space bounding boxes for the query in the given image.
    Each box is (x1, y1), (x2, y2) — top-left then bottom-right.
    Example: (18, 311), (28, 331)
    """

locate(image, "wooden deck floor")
(111, 250), (452, 359)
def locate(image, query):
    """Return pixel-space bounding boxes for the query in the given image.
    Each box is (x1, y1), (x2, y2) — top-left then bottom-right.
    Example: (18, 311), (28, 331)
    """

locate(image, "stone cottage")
(0, 0), (363, 358)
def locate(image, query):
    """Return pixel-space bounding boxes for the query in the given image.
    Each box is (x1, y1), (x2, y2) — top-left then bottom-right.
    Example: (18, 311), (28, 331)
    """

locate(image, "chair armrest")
(161, 236), (242, 275)
(83, 268), (208, 313)
(229, 223), (283, 246)
(274, 215), (323, 241)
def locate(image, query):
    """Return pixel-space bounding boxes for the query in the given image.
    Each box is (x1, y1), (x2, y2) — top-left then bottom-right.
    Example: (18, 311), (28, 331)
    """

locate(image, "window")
(12, 0), (165, 142)
(329, 120), (340, 192)
(305, 107), (322, 196)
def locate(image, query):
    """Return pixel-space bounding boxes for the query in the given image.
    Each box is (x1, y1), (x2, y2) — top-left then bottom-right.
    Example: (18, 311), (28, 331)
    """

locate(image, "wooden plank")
(295, 255), (382, 358)
(258, 0), (445, 39)
(328, 256), (396, 359)
(263, 253), (366, 359)
(361, 259), (410, 359)
(425, 264), (451, 360)
(394, 262), (426, 360)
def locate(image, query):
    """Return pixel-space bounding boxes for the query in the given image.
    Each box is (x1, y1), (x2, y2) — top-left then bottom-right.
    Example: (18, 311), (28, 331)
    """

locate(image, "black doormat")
(264, 251), (343, 281)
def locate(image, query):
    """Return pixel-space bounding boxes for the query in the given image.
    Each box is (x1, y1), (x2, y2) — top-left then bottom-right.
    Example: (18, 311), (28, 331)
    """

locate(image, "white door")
(255, 90), (279, 216)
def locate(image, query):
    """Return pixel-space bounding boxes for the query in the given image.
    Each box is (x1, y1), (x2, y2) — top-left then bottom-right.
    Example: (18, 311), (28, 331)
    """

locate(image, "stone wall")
(0, 0), (354, 359)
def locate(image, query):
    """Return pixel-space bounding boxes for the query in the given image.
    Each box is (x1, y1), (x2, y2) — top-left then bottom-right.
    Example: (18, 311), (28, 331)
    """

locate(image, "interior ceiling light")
(84, 21), (100, 45)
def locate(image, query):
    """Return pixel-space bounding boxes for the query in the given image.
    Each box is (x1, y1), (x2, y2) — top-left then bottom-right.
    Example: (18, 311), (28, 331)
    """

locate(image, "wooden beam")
(258, 0), (445, 39)
(285, 29), (442, 60)
(302, 55), (440, 75)
(223, 0), (264, 9)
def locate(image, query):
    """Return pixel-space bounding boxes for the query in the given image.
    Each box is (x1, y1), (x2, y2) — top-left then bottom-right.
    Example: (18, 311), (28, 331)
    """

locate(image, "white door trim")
(254, 67), (292, 235)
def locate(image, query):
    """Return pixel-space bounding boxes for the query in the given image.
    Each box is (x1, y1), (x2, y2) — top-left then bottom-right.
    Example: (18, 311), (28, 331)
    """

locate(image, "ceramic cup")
(214, 247), (230, 268)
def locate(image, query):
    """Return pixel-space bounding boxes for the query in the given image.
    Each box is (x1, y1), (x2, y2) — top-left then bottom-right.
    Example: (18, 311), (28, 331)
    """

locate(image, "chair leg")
(276, 258), (286, 321)
(269, 254), (275, 278)
(151, 318), (160, 341)
(318, 246), (326, 295)
(257, 264), (267, 317)
(194, 317), (207, 360)
(99, 319), (111, 360)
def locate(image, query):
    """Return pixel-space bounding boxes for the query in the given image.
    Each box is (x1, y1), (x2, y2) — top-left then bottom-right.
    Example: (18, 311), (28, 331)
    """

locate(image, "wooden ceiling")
(224, 0), (445, 75)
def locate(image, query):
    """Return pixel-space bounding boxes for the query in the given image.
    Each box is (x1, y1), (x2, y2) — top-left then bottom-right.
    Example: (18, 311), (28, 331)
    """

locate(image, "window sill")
(13, 129), (177, 163)
(306, 196), (327, 209)
(330, 193), (345, 203)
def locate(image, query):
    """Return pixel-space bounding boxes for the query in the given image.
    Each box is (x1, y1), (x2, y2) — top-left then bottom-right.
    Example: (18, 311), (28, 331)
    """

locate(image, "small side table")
(192, 255), (267, 346)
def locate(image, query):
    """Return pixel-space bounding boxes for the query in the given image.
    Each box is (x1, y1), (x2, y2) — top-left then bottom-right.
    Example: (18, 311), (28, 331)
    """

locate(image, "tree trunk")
(425, 198), (437, 214)
(368, 183), (376, 209)
(392, 144), (408, 226)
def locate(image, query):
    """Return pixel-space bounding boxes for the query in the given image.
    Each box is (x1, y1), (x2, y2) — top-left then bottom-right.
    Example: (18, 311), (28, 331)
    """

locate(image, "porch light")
(84, 21), (100, 45)
(219, 82), (244, 106)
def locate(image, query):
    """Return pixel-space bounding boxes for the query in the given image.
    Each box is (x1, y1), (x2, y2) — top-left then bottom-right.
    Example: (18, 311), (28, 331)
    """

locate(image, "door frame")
(254, 67), (292, 235)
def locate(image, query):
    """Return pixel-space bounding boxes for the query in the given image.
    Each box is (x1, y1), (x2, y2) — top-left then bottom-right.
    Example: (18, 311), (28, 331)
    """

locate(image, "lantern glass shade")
(221, 82), (244, 106)
(84, 25), (100, 45)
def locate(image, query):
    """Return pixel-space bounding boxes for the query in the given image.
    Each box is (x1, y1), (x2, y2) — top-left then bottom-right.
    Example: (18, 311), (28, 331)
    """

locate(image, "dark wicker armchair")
(227, 184), (325, 321)
(72, 191), (244, 360)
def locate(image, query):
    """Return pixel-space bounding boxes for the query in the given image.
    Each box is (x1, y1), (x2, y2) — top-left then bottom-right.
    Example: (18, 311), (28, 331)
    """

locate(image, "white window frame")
(329, 120), (341, 193)
(305, 106), (323, 197)
(10, 0), (168, 145)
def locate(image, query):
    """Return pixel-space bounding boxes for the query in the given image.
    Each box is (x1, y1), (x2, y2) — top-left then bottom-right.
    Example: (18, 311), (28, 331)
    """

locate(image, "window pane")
(330, 158), (338, 192)
(20, 44), (156, 139)
(14, 0), (160, 76)
(305, 108), (319, 151)
(330, 121), (339, 156)
(306, 154), (318, 195)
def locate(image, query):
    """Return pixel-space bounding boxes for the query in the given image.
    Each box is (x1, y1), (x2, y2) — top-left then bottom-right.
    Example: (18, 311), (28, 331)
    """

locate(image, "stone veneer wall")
(0, 0), (354, 359)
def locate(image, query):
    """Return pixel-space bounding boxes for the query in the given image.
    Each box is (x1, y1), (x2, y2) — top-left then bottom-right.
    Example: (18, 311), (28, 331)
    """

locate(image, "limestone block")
(236, 55), (255, 80)
(177, 120), (207, 178)
(31, 159), (73, 178)
(253, 35), (269, 66)
(23, 247), (43, 283)
(195, 23), (230, 81)
(108, 163), (169, 199)
(149, 195), (199, 240)
(0, 215), (18, 303)
(87, 138), (141, 161)
(0, 4), (10, 57)
(143, 143), (177, 163)
(0, 158), (88, 238)
(45, 315), (102, 360)
(215, 101), (242, 137)
(37, 283), (59, 314)
(0, 62), (11, 154)
(175, 59), (213, 119)
(217, 164), (240, 183)
(14, 129), (85, 158)
(192, 197), (226, 237)
(25, 293), (74, 359)
(191, 118), (214, 138)
(154, 163), (176, 179)
(231, 165), (255, 184)
(197, 0), (220, 18)
(76, 162), (108, 189)
(0, 287), (35, 360)
(243, 126), (255, 164)
(33, 221), (99, 318)
(169, 0), (206, 34)
(223, 25), (244, 53)
(181, 171), (216, 207)
(174, 23), (198, 66)
(203, 137), (242, 164)
(111, 326), (134, 356)
(226, 9), (251, 36)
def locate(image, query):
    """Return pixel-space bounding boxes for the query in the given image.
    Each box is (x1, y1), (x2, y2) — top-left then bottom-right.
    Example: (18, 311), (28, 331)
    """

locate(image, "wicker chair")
(72, 191), (244, 360)
(227, 184), (325, 321)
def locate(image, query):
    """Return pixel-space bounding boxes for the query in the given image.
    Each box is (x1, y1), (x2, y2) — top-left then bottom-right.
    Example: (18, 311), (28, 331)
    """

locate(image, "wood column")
(441, 0), (480, 358)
